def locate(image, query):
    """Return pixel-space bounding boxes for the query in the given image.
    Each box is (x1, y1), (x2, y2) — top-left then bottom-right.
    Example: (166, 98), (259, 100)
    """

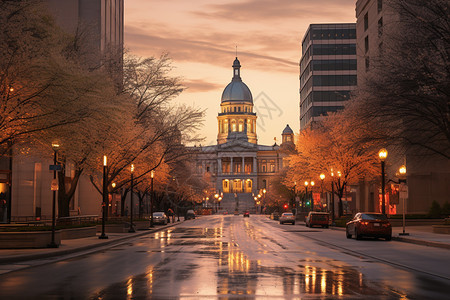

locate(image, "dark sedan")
(346, 212), (392, 240)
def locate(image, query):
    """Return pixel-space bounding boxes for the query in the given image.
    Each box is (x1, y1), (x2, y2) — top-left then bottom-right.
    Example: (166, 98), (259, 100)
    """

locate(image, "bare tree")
(350, 0), (450, 159)
(0, 1), (91, 152)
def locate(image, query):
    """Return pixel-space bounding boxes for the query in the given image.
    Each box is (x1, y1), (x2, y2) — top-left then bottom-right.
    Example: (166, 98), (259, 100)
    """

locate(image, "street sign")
(51, 179), (59, 191)
(49, 165), (62, 171)
(399, 183), (408, 199)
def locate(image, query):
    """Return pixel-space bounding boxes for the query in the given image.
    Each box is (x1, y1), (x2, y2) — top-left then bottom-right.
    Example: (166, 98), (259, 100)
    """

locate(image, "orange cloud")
(126, 23), (298, 74)
(183, 79), (224, 93)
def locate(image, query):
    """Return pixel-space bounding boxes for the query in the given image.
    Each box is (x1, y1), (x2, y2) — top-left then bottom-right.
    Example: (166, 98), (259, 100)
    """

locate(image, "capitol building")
(192, 57), (295, 211)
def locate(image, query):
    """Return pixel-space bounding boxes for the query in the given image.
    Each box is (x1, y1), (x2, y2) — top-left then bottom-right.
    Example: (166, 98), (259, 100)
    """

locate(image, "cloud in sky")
(183, 79), (224, 93)
(126, 23), (299, 75)
(192, 0), (355, 22)
(125, 0), (356, 144)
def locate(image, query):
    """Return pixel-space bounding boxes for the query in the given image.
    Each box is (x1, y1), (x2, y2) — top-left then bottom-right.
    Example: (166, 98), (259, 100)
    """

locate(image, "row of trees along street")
(0, 1), (205, 218)
(279, 0), (449, 217)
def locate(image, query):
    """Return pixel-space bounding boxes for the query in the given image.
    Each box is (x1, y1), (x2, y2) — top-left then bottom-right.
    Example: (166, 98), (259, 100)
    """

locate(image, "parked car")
(185, 210), (196, 220)
(153, 212), (168, 225)
(305, 212), (330, 228)
(346, 212), (392, 240)
(279, 212), (295, 225)
(243, 211), (250, 217)
(270, 212), (280, 220)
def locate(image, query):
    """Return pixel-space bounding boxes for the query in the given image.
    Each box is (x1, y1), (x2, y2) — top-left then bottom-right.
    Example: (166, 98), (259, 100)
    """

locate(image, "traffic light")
(283, 204), (288, 209)
(306, 200), (311, 207)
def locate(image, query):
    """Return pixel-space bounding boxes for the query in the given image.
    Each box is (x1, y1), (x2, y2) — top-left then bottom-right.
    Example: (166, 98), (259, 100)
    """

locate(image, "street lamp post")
(337, 171), (342, 217)
(262, 188), (266, 213)
(398, 165), (409, 236)
(48, 142), (60, 248)
(293, 181), (297, 218)
(310, 181), (315, 211)
(129, 164), (135, 233)
(304, 181), (309, 212)
(378, 148), (388, 215)
(320, 174), (325, 211)
(214, 193), (219, 213)
(99, 155), (109, 239)
(150, 170), (155, 228)
(330, 170), (335, 225)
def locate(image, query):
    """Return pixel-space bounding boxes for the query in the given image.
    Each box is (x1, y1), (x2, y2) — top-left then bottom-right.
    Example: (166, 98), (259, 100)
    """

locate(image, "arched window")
(224, 120), (228, 133)
(232, 120), (237, 132)
(238, 121), (243, 132)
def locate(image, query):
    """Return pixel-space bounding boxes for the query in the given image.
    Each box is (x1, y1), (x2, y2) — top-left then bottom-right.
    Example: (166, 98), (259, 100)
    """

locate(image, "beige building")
(0, 0), (124, 223)
(355, 0), (450, 214)
(192, 58), (294, 212)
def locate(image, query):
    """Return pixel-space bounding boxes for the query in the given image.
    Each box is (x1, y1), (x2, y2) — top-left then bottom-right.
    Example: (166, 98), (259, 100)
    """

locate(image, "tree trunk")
(121, 188), (129, 217)
(58, 166), (83, 217)
(138, 191), (145, 219)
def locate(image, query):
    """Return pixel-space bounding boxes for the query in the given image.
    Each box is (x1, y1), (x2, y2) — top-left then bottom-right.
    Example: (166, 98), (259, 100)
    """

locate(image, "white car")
(152, 212), (168, 225)
(279, 212), (295, 225)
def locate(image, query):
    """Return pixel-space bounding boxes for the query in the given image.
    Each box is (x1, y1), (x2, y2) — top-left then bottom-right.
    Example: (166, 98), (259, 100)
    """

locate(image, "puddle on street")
(88, 226), (435, 299)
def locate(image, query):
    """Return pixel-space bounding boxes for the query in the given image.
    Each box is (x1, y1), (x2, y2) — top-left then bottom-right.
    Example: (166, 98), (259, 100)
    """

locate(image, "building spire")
(232, 56), (241, 81)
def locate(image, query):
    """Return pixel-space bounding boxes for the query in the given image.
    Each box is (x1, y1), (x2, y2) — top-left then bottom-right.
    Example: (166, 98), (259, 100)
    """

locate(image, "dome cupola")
(221, 57), (253, 103)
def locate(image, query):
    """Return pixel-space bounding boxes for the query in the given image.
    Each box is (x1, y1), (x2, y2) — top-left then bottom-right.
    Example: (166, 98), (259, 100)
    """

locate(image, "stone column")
(253, 157), (257, 174)
(242, 157), (245, 174)
(218, 158), (222, 174)
(231, 157), (234, 173)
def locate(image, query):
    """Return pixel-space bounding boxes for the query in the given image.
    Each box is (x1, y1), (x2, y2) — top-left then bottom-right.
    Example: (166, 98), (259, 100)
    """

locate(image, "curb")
(329, 225), (449, 250)
(0, 221), (181, 264)
(392, 236), (450, 250)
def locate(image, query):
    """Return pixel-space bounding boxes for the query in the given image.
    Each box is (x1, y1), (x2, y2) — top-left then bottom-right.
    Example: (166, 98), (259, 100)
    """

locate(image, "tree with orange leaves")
(287, 111), (380, 217)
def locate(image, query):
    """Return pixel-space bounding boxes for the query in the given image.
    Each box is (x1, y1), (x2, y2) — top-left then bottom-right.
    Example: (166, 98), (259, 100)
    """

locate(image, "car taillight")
(382, 223), (390, 227)
(360, 221), (369, 226)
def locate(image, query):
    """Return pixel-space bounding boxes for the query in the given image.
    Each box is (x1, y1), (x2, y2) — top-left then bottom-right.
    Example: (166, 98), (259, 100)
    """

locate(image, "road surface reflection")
(92, 225), (404, 299)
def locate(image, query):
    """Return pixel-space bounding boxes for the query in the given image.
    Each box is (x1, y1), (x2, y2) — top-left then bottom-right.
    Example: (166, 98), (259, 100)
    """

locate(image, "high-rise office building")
(46, 0), (124, 67)
(299, 24), (357, 131)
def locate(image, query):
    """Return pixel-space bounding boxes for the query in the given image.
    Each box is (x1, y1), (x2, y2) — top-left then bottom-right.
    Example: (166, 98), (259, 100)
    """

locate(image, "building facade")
(46, 0), (124, 67)
(192, 58), (294, 212)
(0, 1), (124, 223)
(299, 23), (357, 131)
(355, 0), (450, 214)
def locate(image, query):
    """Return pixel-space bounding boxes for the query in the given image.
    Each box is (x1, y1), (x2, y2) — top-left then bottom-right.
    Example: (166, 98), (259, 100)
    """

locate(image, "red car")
(243, 211), (250, 217)
(305, 212), (329, 228)
(346, 213), (392, 240)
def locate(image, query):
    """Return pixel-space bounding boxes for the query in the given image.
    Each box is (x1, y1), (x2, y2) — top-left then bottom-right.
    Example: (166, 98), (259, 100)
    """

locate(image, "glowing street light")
(150, 169), (155, 227)
(99, 155), (109, 239)
(49, 142), (60, 247)
(129, 164), (136, 233)
(378, 148), (388, 214)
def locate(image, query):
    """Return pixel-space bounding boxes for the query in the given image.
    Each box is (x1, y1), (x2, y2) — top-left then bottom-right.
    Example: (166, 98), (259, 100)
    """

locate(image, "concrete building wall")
(355, 0), (450, 214)
(4, 0), (124, 221)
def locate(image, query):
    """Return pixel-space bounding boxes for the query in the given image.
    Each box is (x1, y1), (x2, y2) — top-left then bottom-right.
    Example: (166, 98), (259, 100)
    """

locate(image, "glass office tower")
(299, 24), (357, 130)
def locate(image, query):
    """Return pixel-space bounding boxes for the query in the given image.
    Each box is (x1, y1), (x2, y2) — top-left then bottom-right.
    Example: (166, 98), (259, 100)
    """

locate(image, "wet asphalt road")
(0, 215), (449, 299)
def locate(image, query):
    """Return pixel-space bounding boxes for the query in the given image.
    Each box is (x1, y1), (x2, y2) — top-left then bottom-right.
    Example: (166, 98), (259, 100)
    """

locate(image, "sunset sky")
(125, 0), (356, 145)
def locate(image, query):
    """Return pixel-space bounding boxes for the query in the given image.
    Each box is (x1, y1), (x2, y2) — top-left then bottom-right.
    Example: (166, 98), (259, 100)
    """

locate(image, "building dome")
(282, 124), (294, 135)
(221, 57), (253, 103)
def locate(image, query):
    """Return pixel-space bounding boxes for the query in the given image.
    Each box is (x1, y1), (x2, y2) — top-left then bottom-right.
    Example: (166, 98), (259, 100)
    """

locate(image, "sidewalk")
(332, 224), (450, 250)
(391, 225), (450, 250)
(0, 222), (179, 264)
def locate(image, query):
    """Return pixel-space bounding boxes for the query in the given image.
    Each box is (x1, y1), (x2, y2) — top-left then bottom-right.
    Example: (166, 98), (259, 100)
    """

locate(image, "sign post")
(399, 183), (409, 236)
